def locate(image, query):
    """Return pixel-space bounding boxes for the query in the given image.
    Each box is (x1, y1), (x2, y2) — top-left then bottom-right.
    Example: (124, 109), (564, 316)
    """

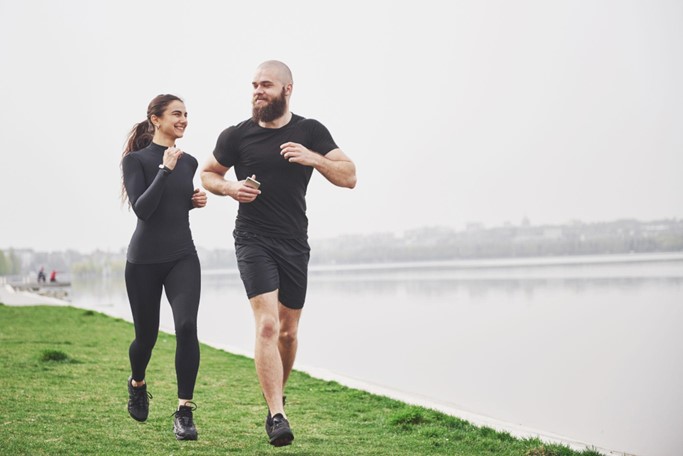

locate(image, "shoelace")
(172, 401), (198, 424)
(131, 389), (152, 407)
(271, 414), (288, 430)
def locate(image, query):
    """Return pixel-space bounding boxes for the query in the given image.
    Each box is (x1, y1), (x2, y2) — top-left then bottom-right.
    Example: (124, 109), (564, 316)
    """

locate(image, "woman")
(121, 94), (207, 440)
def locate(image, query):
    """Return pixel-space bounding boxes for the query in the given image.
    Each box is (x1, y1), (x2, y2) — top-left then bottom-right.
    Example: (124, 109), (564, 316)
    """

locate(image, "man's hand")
(280, 142), (321, 167)
(232, 174), (261, 203)
(281, 146), (357, 189)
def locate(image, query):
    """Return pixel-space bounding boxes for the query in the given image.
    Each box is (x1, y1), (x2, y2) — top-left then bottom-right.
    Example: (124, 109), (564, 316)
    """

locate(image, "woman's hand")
(163, 146), (184, 170)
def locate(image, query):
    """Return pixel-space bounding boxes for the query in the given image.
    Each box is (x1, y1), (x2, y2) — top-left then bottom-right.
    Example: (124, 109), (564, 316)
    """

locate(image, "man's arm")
(200, 156), (261, 202)
(280, 143), (357, 189)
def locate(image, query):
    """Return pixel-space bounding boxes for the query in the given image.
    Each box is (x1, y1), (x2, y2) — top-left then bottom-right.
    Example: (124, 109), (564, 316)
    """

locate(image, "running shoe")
(127, 376), (152, 422)
(267, 413), (294, 447)
(265, 395), (286, 431)
(173, 402), (198, 440)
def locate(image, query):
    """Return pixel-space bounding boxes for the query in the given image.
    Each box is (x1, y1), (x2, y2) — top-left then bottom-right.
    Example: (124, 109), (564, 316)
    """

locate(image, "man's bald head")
(256, 60), (293, 86)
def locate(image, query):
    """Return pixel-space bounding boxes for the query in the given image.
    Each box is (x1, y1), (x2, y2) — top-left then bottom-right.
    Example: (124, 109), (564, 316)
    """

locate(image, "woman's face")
(153, 100), (188, 140)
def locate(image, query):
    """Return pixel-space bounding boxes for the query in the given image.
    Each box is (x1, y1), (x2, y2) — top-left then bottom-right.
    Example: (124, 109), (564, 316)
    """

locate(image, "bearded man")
(200, 60), (356, 447)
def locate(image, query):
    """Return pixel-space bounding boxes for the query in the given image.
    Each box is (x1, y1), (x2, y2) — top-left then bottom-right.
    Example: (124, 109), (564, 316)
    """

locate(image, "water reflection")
(308, 257), (683, 297)
(74, 269), (683, 299)
(311, 274), (683, 297)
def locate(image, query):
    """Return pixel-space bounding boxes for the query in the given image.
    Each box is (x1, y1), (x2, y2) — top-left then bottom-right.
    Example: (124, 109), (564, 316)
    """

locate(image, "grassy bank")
(0, 304), (602, 455)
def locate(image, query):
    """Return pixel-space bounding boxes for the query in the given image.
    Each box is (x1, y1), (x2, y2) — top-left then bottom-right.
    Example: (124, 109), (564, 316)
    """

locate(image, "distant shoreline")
(203, 250), (683, 276)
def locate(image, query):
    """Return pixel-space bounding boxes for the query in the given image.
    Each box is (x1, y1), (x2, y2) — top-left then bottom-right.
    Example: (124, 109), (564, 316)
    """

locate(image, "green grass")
(0, 304), (603, 455)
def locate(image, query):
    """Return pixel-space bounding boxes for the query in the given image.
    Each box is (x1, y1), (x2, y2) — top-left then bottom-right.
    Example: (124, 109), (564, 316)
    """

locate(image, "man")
(201, 60), (356, 447)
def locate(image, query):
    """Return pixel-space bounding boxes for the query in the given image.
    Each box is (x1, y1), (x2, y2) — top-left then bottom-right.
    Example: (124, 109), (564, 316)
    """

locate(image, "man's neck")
(259, 111), (292, 129)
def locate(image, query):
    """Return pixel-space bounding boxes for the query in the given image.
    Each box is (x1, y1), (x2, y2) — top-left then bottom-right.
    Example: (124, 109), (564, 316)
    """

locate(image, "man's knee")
(256, 316), (280, 340)
(279, 328), (298, 348)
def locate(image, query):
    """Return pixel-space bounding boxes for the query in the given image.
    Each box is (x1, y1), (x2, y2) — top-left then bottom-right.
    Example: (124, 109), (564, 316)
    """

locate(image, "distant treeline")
(3, 218), (682, 276)
(310, 218), (683, 265)
(0, 250), (21, 275)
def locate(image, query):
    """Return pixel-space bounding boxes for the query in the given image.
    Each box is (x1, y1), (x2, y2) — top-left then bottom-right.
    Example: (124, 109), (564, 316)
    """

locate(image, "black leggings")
(125, 253), (201, 399)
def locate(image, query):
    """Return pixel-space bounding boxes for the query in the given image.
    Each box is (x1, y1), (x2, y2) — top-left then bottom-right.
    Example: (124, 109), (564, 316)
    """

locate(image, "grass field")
(0, 304), (603, 455)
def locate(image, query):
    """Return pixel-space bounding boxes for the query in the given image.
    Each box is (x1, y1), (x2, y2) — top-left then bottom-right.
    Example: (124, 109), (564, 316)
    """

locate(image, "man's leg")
(278, 302), (302, 387)
(250, 290), (286, 418)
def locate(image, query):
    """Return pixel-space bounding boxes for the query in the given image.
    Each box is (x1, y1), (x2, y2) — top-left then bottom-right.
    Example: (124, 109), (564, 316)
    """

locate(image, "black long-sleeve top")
(122, 142), (198, 264)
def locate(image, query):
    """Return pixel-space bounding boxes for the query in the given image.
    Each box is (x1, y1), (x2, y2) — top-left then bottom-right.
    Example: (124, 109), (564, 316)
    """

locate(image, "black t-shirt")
(213, 114), (338, 238)
(122, 142), (198, 263)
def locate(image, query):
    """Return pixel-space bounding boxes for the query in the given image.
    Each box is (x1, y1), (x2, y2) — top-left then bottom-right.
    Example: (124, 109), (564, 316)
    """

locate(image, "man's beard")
(252, 88), (287, 123)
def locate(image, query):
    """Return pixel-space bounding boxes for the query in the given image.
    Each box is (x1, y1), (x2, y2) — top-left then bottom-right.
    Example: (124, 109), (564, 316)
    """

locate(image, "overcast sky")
(1, 0), (681, 253)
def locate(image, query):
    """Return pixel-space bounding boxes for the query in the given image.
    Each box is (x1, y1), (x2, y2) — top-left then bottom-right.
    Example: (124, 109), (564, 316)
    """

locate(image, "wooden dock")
(7, 282), (71, 300)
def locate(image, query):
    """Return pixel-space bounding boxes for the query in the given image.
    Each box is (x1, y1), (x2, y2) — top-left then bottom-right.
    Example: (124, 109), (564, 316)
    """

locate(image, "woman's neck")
(152, 133), (175, 147)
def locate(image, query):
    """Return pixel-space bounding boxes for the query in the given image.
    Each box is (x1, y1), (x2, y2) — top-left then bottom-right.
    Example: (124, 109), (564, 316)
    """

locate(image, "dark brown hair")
(120, 94), (183, 204)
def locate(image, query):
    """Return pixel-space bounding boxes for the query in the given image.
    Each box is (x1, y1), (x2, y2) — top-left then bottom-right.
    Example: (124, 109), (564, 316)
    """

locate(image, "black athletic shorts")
(233, 230), (311, 309)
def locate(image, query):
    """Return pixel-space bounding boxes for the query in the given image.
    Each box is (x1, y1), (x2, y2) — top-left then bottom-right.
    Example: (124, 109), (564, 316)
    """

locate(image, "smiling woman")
(119, 93), (207, 441)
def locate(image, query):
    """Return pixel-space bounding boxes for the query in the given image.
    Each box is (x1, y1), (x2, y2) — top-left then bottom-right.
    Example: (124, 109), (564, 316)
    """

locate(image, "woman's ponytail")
(124, 119), (154, 155)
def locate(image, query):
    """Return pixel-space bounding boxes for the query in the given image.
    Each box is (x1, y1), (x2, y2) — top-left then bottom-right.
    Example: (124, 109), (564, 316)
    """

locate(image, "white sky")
(1, 0), (682, 253)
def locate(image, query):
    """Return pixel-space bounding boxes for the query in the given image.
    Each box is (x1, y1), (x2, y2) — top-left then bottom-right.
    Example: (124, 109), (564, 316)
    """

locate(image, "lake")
(70, 252), (683, 456)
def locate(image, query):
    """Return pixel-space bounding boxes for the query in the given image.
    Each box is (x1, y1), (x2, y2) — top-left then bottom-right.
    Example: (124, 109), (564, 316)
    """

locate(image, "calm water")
(70, 253), (683, 456)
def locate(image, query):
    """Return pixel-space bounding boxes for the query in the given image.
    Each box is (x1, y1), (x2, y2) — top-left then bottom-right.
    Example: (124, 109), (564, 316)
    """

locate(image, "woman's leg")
(125, 261), (164, 382)
(163, 253), (201, 401)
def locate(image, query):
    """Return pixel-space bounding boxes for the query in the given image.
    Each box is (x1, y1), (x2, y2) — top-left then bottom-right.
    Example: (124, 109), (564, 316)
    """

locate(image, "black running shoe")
(173, 402), (198, 441)
(265, 395), (286, 431)
(127, 377), (152, 422)
(267, 413), (294, 447)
